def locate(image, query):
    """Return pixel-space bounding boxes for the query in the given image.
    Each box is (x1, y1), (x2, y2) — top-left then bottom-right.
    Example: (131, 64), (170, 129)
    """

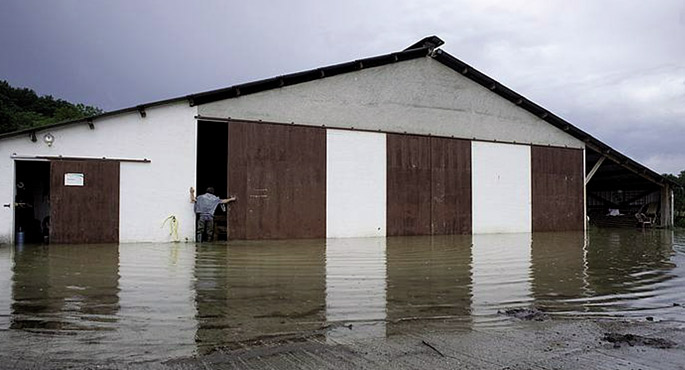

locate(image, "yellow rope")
(161, 215), (179, 242)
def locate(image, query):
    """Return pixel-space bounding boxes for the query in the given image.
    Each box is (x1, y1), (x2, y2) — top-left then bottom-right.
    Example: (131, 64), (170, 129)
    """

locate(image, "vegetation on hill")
(0, 80), (103, 134)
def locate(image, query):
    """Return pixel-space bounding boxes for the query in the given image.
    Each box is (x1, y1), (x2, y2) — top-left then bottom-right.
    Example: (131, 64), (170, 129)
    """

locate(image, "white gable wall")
(199, 57), (584, 149)
(0, 102), (197, 244)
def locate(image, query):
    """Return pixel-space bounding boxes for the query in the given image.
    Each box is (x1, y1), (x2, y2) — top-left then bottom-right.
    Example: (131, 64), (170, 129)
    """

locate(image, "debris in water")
(498, 308), (548, 321)
(602, 333), (676, 349)
(421, 340), (445, 357)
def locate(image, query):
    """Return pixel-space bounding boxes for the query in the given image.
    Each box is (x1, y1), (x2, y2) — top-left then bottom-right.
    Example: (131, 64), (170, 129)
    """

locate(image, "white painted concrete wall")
(326, 130), (386, 238)
(0, 102), (197, 244)
(199, 57), (583, 149)
(472, 142), (531, 234)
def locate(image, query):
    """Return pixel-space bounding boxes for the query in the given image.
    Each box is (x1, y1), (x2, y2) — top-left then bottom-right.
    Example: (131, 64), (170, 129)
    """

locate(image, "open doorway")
(14, 161), (51, 244)
(196, 121), (228, 240)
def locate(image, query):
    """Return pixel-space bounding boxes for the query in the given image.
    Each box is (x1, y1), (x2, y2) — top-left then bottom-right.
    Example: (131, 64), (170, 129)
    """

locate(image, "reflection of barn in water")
(10, 244), (119, 331)
(193, 240), (326, 351)
(530, 232), (587, 311)
(584, 230), (676, 304)
(386, 235), (472, 334)
(0, 36), (676, 245)
(529, 230), (678, 315)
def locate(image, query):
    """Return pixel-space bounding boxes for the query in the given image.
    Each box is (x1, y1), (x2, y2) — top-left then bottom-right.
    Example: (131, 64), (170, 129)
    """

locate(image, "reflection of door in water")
(50, 160), (120, 244)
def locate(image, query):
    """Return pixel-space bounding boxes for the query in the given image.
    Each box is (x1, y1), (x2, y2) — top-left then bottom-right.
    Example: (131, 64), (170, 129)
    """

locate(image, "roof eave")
(0, 96), (188, 140)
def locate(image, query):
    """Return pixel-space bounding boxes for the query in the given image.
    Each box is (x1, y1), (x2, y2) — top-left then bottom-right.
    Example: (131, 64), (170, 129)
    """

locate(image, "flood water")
(0, 229), (684, 365)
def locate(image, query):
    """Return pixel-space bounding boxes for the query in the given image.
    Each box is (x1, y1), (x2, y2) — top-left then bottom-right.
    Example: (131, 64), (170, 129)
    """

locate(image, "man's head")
(206, 187), (215, 195)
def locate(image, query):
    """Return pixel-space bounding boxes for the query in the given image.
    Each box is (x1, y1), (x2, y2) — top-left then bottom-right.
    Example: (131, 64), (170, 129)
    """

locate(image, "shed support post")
(661, 184), (672, 227)
(585, 156), (606, 186)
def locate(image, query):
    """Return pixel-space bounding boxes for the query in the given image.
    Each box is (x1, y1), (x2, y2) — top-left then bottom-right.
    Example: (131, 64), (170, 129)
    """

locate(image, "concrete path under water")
(0, 228), (684, 368)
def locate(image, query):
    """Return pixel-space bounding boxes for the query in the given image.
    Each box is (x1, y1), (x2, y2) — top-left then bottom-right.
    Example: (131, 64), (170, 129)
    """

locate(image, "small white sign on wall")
(64, 173), (85, 186)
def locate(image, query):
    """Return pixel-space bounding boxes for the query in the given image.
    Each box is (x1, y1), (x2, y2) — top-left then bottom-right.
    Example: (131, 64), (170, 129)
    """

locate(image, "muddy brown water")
(0, 229), (683, 365)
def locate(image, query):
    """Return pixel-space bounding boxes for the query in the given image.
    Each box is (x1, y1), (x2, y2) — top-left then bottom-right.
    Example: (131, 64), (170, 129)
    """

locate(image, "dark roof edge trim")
(188, 46), (431, 106)
(430, 48), (674, 188)
(0, 96), (187, 140)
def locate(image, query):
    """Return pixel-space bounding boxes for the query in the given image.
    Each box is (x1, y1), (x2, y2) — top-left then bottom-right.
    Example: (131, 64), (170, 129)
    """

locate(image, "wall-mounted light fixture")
(43, 133), (55, 147)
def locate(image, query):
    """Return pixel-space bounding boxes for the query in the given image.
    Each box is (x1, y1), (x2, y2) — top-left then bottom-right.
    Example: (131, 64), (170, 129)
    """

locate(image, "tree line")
(0, 80), (103, 134)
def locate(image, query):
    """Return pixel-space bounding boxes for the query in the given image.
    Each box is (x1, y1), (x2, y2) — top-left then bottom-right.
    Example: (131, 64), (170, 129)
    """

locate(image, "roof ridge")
(403, 35), (445, 51)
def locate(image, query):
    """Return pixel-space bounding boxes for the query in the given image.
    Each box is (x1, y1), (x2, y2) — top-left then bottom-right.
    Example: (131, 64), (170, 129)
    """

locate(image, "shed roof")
(0, 36), (674, 187)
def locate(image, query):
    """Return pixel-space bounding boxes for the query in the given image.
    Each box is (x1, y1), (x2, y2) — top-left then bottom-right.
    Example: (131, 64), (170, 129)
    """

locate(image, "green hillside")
(0, 80), (103, 134)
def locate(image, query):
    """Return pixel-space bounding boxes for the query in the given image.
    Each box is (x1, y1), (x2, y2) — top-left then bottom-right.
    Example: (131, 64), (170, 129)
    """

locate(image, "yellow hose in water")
(161, 215), (179, 242)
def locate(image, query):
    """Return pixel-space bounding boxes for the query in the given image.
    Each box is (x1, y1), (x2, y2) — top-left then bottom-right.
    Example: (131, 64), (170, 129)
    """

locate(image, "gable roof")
(0, 36), (673, 187)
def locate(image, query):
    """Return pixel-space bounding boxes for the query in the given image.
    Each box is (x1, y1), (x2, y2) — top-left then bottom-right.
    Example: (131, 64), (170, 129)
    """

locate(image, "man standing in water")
(190, 187), (236, 242)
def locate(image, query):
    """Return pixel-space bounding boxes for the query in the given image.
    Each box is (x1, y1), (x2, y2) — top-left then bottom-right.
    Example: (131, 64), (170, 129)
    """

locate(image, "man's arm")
(221, 196), (237, 204)
(189, 187), (196, 203)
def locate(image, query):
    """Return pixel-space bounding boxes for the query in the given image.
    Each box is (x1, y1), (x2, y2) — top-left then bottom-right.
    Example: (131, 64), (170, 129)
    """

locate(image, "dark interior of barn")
(196, 121), (229, 240)
(585, 147), (666, 228)
(15, 161), (51, 243)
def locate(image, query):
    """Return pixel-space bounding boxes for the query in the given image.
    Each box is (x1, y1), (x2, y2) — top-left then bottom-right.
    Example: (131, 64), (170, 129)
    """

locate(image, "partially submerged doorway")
(196, 121), (228, 241)
(14, 161), (50, 243)
(14, 159), (120, 244)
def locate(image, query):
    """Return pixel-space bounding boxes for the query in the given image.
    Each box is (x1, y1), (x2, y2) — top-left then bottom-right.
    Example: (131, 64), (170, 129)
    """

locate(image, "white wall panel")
(326, 130), (386, 238)
(472, 142), (531, 234)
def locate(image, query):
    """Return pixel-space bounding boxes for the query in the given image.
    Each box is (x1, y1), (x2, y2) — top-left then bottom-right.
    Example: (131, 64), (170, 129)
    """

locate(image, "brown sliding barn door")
(50, 160), (120, 244)
(386, 134), (472, 236)
(228, 121), (326, 240)
(387, 135), (432, 236)
(531, 146), (584, 231)
(430, 137), (472, 235)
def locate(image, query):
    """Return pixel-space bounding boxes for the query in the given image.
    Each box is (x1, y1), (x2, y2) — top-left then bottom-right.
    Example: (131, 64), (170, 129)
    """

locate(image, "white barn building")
(0, 36), (674, 244)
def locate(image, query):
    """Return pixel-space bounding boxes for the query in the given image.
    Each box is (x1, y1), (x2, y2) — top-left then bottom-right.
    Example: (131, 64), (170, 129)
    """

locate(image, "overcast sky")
(1, 0), (683, 174)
